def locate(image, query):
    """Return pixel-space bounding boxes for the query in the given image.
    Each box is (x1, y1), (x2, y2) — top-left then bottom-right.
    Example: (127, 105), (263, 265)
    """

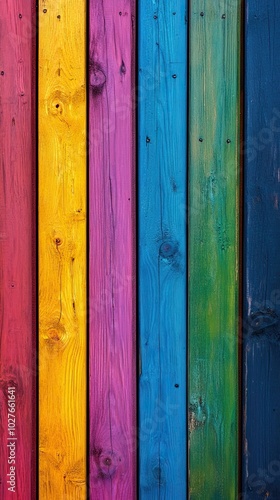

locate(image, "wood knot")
(47, 91), (69, 115)
(48, 329), (61, 341)
(159, 241), (178, 259)
(249, 309), (278, 334)
(150, 457), (166, 485)
(120, 60), (126, 75)
(189, 398), (207, 432)
(0, 380), (18, 400)
(52, 100), (63, 114)
(152, 465), (165, 484)
(89, 64), (106, 96)
(43, 324), (67, 346)
(92, 449), (121, 478)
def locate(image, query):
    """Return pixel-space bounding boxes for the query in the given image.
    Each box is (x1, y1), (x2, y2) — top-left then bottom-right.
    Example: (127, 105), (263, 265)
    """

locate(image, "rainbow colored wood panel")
(1, 1), (280, 498)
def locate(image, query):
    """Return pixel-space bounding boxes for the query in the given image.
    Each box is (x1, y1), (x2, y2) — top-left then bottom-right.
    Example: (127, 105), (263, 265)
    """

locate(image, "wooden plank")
(138, 2), (187, 497)
(38, 1), (87, 497)
(188, 2), (240, 497)
(0, 3), (36, 498)
(88, 2), (136, 498)
(243, 2), (280, 497)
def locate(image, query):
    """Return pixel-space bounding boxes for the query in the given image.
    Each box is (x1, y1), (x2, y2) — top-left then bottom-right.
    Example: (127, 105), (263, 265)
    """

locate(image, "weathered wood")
(188, 2), (241, 497)
(89, 1), (136, 498)
(0, 3), (36, 498)
(138, 2), (187, 497)
(243, 2), (280, 497)
(38, 1), (87, 497)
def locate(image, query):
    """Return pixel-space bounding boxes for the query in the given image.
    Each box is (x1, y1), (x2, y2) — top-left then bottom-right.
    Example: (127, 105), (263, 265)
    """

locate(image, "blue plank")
(138, 1), (187, 498)
(243, 2), (280, 498)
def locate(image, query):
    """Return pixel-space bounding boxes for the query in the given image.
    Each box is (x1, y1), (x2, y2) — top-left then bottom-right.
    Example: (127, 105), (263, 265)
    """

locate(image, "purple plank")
(89, 1), (136, 498)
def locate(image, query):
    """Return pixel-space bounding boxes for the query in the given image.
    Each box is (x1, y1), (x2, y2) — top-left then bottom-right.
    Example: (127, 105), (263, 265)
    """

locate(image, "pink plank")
(0, 3), (36, 498)
(89, 1), (136, 497)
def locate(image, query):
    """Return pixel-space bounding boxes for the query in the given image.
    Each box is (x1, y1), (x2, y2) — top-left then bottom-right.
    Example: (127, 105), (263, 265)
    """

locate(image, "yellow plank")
(38, 1), (86, 498)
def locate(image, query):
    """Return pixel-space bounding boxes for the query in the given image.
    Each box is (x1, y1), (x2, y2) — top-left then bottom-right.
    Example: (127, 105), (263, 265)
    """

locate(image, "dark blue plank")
(138, 1), (187, 497)
(244, 2), (280, 498)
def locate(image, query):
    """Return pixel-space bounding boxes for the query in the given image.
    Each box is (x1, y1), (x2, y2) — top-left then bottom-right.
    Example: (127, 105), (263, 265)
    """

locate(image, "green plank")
(188, 2), (241, 498)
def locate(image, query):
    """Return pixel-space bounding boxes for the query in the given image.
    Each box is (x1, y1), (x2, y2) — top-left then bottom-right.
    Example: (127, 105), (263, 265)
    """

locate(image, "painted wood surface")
(138, 2), (187, 497)
(243, 2), (280, 497)
(89, 1), (136, 498)
(188, 2), (240, 498)
(0, 3), (36, 499)
(38, 1), (87, 497)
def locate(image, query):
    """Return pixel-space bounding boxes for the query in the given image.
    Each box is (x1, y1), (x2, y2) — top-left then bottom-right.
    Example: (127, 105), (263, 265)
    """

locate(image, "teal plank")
(138, 1), (187, 497)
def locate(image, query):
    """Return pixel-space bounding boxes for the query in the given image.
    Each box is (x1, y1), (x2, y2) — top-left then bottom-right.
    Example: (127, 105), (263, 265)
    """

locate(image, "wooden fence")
(0, 1), (279, 498)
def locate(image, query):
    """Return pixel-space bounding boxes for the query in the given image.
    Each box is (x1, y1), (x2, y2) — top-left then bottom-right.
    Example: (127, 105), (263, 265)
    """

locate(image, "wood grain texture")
(243, 2), (280, 497)
(0, 2), (36, 498)
(188, 2), (240, 498)
(138, 2), (187, 497)
(89, 1), (136, 498)
(38, 1), (87, 497)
